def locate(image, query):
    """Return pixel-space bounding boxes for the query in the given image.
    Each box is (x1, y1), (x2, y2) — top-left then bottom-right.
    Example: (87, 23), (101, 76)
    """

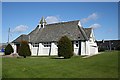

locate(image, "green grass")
(2, 51), (118, 78)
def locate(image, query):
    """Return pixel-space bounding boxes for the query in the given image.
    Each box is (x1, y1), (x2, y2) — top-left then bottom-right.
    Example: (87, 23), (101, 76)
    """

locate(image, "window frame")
(32, 43), (39, 47)
(75, 41), (79, 47)
(42, 42), (51, 47)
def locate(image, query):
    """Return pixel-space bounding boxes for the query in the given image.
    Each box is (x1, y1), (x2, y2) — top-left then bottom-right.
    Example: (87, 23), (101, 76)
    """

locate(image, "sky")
(1, 2), (119, 43)
(0, 2), (2, 44)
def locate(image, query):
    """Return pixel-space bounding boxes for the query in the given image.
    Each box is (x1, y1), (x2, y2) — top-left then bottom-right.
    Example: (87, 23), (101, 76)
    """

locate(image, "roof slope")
(12, 34), (28, 43)
(83, 28), (92, 38)
(12, 20), (92, 43)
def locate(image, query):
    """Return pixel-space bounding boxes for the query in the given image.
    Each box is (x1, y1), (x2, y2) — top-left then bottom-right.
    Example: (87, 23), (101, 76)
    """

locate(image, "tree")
(18, 41), (31, 58)
(5, 44), (14, 55)
(58, 36), (73, 59)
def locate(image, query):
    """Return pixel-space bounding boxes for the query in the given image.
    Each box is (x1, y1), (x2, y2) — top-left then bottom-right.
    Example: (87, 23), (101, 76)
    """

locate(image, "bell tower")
(38, 16), (47, 29)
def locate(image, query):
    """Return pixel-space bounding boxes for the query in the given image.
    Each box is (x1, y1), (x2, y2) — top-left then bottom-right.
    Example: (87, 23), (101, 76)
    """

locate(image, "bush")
(5, 44), (14, 55)
(58, 36), (73, 59)
(116, 46), (120, 50)
(98, 47), (106, 52)
(18, 41), (31, 58)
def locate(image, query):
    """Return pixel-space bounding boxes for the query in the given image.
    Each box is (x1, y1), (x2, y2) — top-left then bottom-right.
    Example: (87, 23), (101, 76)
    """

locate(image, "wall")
(32, 43), (51, 56)
(81, 41), (86, 55)
(86, 41), (90, 55)
(31, 47), (38, 56)
(88, 29), (98, 55)
(11, 43), (16, 53)
(89, 42), (98, 55)
(73, 41), (79, 55)
(16, 40), (98, 56)
(50, 43), (58, 56)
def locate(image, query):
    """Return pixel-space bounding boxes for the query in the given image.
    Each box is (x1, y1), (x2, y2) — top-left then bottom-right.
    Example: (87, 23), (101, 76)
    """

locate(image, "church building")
(12, 17), (98, 56)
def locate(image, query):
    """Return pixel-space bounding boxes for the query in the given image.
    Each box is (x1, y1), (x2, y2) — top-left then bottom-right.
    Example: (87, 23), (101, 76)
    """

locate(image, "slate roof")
(12, 34), (28, 43)
(84, 28), (92, 38)
(12, 20), (92, 43)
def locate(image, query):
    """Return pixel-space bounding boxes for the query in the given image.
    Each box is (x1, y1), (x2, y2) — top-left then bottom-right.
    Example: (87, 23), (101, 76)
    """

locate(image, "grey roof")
(12, 34), (28, 43)
(12, 20), (92, 43)
(84, 28), (92, 38)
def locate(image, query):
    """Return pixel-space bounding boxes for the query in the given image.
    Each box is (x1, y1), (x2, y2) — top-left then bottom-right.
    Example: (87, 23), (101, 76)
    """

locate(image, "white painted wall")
(38, 43), (44, 56)
(50, 43), (58, 56)
(31, 47), (38, 56)
(11, 43), (16, 53)
(73, 41), (79, 55)
(89, 30), (98, 55)
(89, 42), (98, 55)
(42, 47), (50, 56)
(86, 41), (90, 55)
(29, 43), (32, 50)
(88, 29), (98, 55)
(81, 41), (95, 56)
(17, 39), (98, 56)
(81, 41), (86, 55)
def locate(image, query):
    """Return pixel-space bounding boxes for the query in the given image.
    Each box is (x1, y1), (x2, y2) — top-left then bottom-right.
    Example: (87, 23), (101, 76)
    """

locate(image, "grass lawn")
(2, 51), (118, 78)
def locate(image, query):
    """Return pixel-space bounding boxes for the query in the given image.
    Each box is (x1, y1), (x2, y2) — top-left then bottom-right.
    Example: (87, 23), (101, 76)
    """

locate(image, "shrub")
(18, 41), (31, 58)
(5, 44), (14, 55)
(116, 46), (120, 50)
(58, 36), (73, 59)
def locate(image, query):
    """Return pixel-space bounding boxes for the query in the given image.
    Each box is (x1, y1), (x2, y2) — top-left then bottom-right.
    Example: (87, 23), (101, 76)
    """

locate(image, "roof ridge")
(46, 20), (80, 26)
(21, 34), (27, 36)
(84, 28), (92, 29)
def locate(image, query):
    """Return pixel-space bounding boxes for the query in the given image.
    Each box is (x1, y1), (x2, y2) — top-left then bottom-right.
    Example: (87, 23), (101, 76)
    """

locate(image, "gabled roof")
(12, 20), (92, 43)
(84, 28), (92, 38)
(12, 34), (28, 43)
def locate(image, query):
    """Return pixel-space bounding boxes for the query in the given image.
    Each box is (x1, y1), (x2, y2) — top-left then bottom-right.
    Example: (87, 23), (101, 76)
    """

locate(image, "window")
(32, 43), (39, 47)
(75, 41), (79, 47)
(42, 42), (51, 47)
(76, 44), (79, 47)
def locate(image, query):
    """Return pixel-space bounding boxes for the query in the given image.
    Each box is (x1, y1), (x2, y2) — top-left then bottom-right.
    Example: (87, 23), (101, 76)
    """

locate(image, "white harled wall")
(89, 29), (98, 55)
(27, 41), (93, 56)
(73, 42), (79, 55)
(31, 47), (38, 56)
(89, 42), (98, 55)
(86, 41), (90, 55)
(13, 40), (98, 56)
(50, 43), (58, 56)
(81, 41), (86, 55)
(11, 43), (17, 53)
(42, 47), (50, 56)
(38, 43), (44, 56)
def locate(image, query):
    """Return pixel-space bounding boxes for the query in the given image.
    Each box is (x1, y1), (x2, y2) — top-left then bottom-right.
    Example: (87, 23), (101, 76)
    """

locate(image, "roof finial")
(39, 16), (47, 25)
(38, 16), (47, 29)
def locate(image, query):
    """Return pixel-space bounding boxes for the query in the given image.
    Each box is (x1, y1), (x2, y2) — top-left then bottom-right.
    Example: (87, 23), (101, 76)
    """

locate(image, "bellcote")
(38, 16), (47, 29)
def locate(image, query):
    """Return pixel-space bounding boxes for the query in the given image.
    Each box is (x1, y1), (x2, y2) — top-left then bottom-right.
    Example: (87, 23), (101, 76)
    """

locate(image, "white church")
(11, 17), (98, 56)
